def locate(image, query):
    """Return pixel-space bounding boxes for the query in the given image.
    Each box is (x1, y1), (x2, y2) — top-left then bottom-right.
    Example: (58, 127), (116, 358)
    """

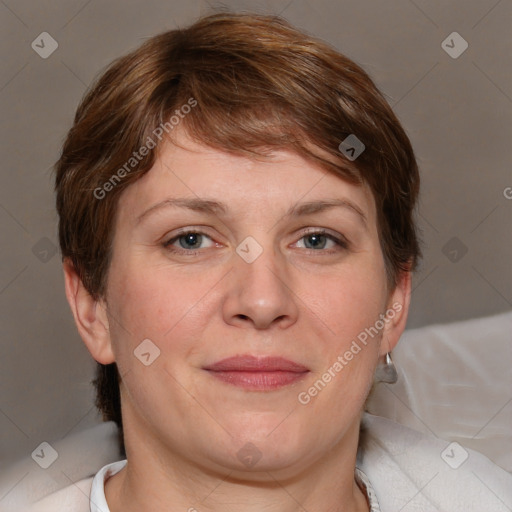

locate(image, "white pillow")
(366, 310), (512, 472)
(0, 421), (120, 511)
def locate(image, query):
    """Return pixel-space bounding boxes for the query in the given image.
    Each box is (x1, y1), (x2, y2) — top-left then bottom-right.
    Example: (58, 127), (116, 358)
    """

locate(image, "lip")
(203, 355), (310, 391)
(204, 355), (309, 372)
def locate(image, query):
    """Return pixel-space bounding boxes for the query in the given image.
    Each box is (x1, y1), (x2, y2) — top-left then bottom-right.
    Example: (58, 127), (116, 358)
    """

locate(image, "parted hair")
(55, 12), (420, 455)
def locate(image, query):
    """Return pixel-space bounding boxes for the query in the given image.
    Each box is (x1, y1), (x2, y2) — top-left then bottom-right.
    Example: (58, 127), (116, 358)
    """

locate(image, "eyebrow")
(136, 198), (228, 224)
(136, 197), (367, 227)
(287, 199), (367, 226)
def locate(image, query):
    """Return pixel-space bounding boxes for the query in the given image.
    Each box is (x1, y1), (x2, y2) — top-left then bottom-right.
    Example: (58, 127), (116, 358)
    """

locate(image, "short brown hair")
(55, 12), (420, 453)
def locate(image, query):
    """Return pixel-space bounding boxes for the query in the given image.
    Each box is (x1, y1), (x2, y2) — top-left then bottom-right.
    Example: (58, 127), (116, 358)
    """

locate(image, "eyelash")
(162, 228), (349, 256)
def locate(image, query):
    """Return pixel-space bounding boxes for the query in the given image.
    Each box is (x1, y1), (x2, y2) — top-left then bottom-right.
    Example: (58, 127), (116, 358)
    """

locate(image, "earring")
(374, 352), (398, 384)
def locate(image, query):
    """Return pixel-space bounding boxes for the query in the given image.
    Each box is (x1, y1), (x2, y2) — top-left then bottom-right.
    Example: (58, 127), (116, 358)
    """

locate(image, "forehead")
(116, 130), (377, 227)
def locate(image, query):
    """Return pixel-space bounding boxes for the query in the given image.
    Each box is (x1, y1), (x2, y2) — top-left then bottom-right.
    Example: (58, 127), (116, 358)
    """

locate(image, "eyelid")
(300, 226), (348, 240)
(161, 225), (215, 243)
(299, 226), (346, 239)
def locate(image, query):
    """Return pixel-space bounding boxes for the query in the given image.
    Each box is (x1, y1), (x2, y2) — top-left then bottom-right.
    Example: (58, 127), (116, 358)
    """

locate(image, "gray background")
(1, 0), (511, 463)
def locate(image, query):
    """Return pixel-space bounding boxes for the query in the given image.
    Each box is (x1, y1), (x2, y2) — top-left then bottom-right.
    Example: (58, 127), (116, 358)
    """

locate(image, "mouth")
(203, 355), (310, 391)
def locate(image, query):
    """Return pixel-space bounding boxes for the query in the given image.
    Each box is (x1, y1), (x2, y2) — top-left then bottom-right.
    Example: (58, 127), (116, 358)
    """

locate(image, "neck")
(105, 413), (369, 512)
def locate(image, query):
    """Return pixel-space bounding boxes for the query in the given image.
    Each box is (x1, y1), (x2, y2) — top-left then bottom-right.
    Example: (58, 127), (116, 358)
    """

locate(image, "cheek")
(305, 257), (388, 344)
(298, 255), (388, 400)
(105, 260), (216, 370)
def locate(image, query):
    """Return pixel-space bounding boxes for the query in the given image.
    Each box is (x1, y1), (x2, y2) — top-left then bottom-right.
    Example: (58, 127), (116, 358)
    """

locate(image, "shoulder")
(25, 477), (93, 512)
(0, 422), (122, 512)
(357, 413), (512, 512)
(24, 460), (127, 512)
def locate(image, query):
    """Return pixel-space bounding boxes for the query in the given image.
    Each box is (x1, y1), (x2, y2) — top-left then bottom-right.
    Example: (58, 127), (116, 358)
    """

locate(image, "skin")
(64, 129), (411, 512)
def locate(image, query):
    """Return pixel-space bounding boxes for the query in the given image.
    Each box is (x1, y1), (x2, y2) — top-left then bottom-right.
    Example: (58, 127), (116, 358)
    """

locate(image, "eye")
(163, 230), (216, 254)
(294, 229), (349, 253)
(162, 228), (349, 257)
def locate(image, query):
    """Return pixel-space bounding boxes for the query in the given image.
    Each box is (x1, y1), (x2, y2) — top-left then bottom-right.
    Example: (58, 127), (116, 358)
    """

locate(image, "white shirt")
(89, 460), (125, 512)
(25, 414), (512, 512)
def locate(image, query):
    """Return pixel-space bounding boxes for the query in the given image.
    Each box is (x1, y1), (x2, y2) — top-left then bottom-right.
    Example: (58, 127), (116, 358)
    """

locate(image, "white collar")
(89, 459), (126, 512)
(356, 467), (382, 511)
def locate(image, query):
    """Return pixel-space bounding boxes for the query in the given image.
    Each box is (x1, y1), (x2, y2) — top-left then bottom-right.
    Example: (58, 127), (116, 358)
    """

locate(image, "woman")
(33, 12), (510, 512)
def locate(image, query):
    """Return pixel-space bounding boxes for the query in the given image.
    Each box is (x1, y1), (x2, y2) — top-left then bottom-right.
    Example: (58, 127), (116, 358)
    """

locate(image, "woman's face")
(102, 130), (408, 474)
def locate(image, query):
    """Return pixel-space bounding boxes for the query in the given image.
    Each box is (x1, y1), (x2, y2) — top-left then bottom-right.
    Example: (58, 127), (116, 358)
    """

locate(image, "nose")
(222, 243), (299, 330)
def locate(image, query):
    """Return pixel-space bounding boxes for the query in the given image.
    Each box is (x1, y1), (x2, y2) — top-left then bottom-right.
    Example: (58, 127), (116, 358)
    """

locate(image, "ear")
(380, 268), (412, 356)
(63, 259), (115, 364)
